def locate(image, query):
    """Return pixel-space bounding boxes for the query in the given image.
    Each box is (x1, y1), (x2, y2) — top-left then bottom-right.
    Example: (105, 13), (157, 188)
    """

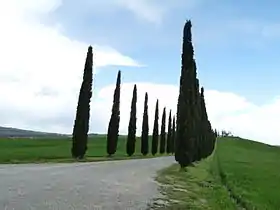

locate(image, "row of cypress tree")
(70, 46), (176, 159)
(175, 20), (216, 168)
(71, 20), (217, 168)
(108, 73), (176, 157)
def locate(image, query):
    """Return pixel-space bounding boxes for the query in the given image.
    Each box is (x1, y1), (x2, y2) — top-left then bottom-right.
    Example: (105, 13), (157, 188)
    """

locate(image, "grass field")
(154, 137), (280, 209)
(0, 135), (167, 163)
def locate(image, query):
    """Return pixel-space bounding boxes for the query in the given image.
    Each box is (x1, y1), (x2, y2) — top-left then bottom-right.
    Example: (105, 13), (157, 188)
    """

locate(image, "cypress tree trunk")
(107, 70), (121, 156)
(71, 46), (93, 159)
(171, 116), (176, 154)
(126, 84), (137, 156)
(141, 92), (149, 156)
(159, 107), (166, 154)
(166, 110), (172, 154)
(151, 99), (159, 155)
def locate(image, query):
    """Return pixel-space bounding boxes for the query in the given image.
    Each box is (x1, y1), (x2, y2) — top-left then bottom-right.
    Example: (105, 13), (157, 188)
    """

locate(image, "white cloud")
(0, 0), (140, 132)
(89, 82), (280, 146)
(115, 0), (166, 24)
(87, 0), (199, 24)
(1, 0), (279, 147)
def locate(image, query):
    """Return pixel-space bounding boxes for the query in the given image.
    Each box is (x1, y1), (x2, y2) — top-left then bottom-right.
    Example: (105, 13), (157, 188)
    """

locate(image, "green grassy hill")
(0, 135), (165, 163)
(154, 137), (280, 210)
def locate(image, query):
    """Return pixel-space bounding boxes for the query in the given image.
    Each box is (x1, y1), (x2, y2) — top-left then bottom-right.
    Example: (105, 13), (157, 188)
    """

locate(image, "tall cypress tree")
(151, 99), (159, 155)
(126, 84), (137, 156)
(141, 92), (149, 156)
(200, 87), (215, 158)
(193, 78), (202, 162)
(214, 129), (218, 138)
(71, 46), (93, 159)
(107, 70), (121, 156)
(166, 110), (172, 154)
(175, 20), (199, 168)
(159, 107), (166, 154)
(171, 116), (176, 154)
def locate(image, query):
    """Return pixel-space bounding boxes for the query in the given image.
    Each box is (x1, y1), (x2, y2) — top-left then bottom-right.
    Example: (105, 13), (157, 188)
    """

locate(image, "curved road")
(0, 156), (174, 210)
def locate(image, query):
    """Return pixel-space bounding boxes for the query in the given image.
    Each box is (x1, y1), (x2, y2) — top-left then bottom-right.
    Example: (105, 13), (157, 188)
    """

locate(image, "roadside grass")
(153, 137), (280, 210)
(0, 135), (168, 163)
(216, 137), (280, 209)
(152, 155), (237, 210)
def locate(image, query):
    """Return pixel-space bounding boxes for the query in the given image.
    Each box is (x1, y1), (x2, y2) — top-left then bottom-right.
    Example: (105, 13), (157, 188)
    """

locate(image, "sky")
(0, 0), (280, 145)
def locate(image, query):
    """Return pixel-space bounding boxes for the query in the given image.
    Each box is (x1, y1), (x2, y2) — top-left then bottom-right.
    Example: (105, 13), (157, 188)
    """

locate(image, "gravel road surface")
(0, 156), (174, 210)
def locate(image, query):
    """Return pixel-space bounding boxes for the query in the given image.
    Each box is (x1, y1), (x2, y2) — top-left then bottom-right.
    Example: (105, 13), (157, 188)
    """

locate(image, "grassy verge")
(0, 136), (169, 164)
(153, 137), (280, 210)
(152, 155), (237, 210)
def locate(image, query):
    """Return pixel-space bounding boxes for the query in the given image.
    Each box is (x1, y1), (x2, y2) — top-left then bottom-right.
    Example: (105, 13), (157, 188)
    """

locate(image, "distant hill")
(0, 126), (105, 138)
(0, 126), (67, 138)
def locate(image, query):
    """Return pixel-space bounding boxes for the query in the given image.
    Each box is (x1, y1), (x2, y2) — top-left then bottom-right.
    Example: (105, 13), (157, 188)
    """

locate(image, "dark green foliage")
(166, 110), (172, 154)
(200, 87), (216, 158)
(175, 20), (197, 167)
(193, 78), (202, 162)
(175, 20), (216, 167)
(141, 92), (149, 156)
(151, 99), (159, 155)
(214, 129), (218, 137)
(107, 70), (121, 156)
(200, 87), (208, 158)
(126, 84), (137, 156)
(160, 107), (166, 154)
(171, 116), (176, 154)
(72, 46), (93, 159)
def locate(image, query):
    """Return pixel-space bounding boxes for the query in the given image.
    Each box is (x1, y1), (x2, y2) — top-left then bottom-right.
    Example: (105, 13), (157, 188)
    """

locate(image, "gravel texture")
(0, 156), (174, 210)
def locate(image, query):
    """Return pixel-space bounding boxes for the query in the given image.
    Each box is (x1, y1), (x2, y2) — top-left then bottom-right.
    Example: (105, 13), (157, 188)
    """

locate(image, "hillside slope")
(216, 137), (280, 209)
(154, 137), (280, 209)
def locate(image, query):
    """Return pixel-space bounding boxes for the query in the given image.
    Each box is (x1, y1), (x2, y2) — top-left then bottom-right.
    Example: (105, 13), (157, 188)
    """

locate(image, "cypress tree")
(71, 46), (93, 159)
(141, 92), (149, 156)
(126, 84), (137, 156)
(200, 87), (208, 158)
(214, 129), (218, 138)
(159, 107), (166, 154)
(193, 78), (202, 162)
(200, 87), (215, 158)
(107, 70), (121, 156)
(171, 116), (176, 154)
(175, 20), (199, 168)
(151, 99), (159, 155)
(166, 110), (172, 154)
